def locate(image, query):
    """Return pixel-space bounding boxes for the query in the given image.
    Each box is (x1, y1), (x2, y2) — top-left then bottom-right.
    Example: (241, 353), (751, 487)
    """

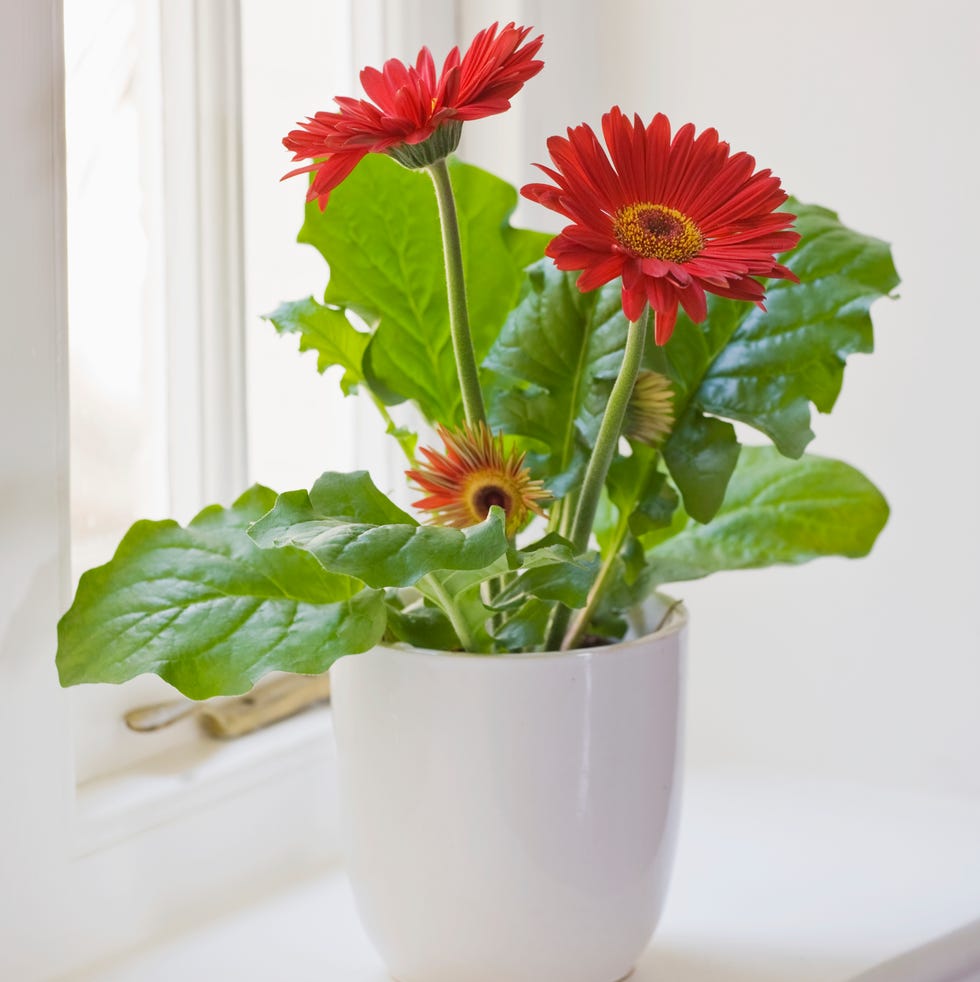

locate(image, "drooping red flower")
(521, 108), (800, 344)
(407, 423), (548, 537)
(283, 22), (544, 208)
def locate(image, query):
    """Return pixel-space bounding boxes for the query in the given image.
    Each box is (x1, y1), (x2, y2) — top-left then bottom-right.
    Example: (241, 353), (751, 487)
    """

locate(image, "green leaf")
(264, 297), (369, 395)
(298, 154), (549, 423)
(653, 200), (898, 521)
(308, 470), (414, 525)
(56, 486), (386, 700)
(492, 598), (553, 652)
(485, 263), (629, 494)
(660, 409), (740, 524)
(489, 551), (600, 611)
(416, 534), (592, 652)
(383, 421), (419, 462)
(384, 596), (460, 651)
(187, 483), (278, 530)
(248, 475), (510, 589)
(606, 443), (679, 537)
(643, 446), (889, 585)
(507, 532), (581, 567)
(415, 572), (497, 653)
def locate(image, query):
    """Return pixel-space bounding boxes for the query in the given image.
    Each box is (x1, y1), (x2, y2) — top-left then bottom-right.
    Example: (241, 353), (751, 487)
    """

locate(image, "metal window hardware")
(123, 674), (331, 738)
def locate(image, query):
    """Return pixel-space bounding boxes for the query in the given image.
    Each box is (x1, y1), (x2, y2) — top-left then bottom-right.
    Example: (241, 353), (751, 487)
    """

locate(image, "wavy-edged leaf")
(298, 154), (549, 423)
(56, 486), (385, 700)
(264, 297), (369, 395)
(643, 447), (889, 585)
(249, 478), (509, 588)
(308, 470), (414, 525)
(652, 200), (898, 521)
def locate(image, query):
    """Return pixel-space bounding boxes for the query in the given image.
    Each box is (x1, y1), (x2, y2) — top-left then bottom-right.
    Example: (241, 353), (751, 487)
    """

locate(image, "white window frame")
(160, 0), (249, 516)
(0, 1), (456, 977)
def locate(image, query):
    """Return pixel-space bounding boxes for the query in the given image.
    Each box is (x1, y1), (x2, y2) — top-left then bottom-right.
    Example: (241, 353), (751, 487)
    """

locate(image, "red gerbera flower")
(283, 22), (544, 208)
(407, 423), (548, 537)
(521, 108), (800, 344)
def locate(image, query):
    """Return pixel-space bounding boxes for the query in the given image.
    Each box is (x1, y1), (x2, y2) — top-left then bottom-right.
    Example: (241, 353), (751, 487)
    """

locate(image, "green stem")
(562, 515), (630, 651)
(558, 489), (578, 540)
(420, 573), (477, 652)
(569, 310), (648, 550)
(428, 159), (503, 616)
(544, 309), (650, 650)
(427, 158), (486, 427)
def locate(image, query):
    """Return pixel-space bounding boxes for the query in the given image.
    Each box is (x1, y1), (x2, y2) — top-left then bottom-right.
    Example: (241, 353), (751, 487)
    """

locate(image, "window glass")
(241, 0), (361, 494)
(65, 0), (169, 585)
(63, 0), (391, 786)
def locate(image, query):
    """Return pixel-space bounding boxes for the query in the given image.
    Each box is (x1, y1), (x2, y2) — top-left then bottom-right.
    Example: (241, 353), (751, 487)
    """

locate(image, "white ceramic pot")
(329, 603), (687, 982)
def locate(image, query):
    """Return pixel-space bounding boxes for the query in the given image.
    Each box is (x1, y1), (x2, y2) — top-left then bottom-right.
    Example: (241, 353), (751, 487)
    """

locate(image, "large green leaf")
(298, 154), (549, 424)
(652, 200), (898, 522)
(248, 473), (510, 588)
(642, 447), (889, 585)
(263, 296), (369, 395)
(56, 486), (385, 700)
(485, 262), (629, 494)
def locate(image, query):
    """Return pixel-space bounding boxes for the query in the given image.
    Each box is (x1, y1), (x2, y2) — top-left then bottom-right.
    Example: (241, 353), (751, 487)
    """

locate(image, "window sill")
(64, 768), (980, 982)
(73, 704), (336, 856)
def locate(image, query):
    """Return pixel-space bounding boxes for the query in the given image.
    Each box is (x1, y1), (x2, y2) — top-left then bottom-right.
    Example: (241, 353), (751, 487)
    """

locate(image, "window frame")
(160, 0), (249, 517)
(0, 1), (439, 976)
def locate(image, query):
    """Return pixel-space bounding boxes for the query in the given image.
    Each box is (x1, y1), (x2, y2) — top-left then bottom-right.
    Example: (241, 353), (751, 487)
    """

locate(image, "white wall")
(458, 0), (980, 798)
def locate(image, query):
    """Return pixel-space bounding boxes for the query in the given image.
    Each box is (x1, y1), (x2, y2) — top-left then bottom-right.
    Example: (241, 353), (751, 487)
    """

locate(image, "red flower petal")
(522, 109), (799, 344)
(282, 23), (543, 208)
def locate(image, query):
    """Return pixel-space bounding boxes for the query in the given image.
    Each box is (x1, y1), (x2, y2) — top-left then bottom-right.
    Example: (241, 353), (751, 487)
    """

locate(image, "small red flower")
(522, 108), (800, 344)
(283, 22), (543, 208)
(407, 423), (548, 537)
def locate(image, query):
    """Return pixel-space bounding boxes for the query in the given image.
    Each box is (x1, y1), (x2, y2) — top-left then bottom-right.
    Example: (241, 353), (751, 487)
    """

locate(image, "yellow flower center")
(613, 203), (704, 263)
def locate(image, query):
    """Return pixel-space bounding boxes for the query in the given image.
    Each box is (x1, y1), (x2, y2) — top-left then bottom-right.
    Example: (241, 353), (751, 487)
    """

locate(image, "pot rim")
(369, 601), (688, 664)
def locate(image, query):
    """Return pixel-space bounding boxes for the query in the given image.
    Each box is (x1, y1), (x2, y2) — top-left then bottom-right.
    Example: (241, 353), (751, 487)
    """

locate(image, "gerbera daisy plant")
(57, 23), (898, 697)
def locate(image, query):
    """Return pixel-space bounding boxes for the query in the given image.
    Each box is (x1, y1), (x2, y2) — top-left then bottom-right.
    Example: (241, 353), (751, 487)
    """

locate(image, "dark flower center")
(473, 485), (512, 517)
(613, 203), (704, 263)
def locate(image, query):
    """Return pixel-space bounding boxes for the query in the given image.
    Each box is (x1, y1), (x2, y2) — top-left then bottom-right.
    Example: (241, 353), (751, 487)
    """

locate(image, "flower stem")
(558, 489), (578, 540)
(427, 158), (486, 427)
(570, 309), (648, 550)
(561, 514), (629, 651)
(419, 573), (478, 652)
(544, 308), (649, 650)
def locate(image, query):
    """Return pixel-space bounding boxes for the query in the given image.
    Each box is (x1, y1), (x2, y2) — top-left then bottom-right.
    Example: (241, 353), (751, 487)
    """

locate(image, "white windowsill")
(73, 706), (335, 856)
(64, 769), (980, 982)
